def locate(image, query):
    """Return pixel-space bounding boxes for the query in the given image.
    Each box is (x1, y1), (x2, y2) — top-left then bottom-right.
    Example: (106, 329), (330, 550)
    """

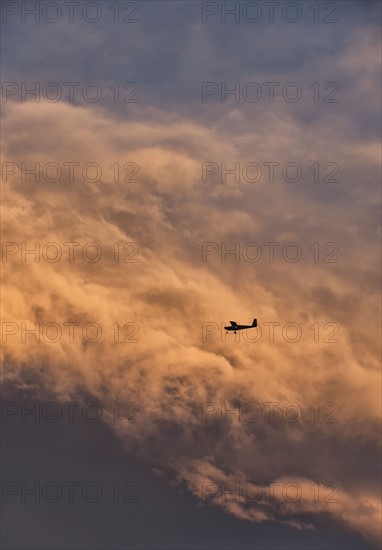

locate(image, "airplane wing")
(229, 321), (238, 327)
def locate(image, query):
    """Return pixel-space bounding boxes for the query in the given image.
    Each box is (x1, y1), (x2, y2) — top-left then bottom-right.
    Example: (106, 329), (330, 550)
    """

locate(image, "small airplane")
(224, 318), (257, 334)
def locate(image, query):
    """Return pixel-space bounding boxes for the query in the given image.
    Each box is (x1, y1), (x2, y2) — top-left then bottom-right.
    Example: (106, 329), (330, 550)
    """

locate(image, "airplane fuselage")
(224, 324), (253, 331)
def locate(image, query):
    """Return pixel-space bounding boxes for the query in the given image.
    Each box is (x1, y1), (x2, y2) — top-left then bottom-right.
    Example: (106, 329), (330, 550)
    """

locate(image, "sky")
(1, 1), (381, 549)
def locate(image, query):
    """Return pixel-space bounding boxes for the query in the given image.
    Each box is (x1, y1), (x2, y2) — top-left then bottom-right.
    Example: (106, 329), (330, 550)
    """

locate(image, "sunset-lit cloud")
(1, 2), (380, 547)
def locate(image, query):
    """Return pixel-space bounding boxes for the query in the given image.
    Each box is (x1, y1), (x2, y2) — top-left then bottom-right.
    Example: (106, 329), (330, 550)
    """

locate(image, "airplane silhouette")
(224, 318), (257, 334)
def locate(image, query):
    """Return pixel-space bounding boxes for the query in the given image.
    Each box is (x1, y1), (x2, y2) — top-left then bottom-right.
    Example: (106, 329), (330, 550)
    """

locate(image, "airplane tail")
(252, 318), (257, 327)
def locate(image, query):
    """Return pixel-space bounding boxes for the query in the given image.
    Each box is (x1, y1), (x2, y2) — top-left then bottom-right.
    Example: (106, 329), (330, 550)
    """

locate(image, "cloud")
(175, 457), (381, 543)
(1, 15), (380, 545)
